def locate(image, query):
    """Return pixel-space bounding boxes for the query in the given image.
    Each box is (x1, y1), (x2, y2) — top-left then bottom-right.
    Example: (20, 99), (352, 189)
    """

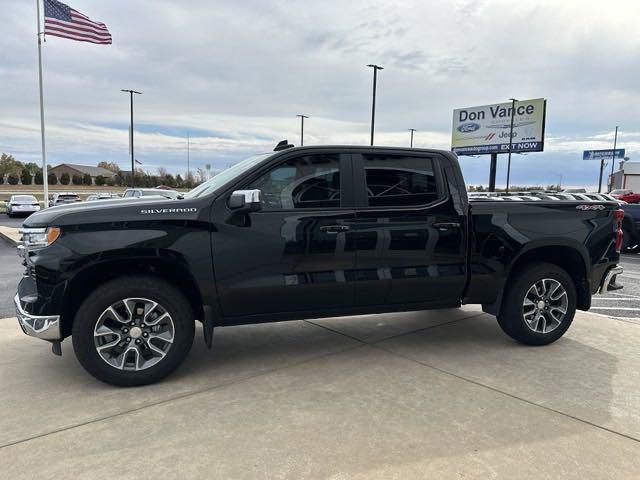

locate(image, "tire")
(72, 276), (195, 386)
(496, 262), (576, 346)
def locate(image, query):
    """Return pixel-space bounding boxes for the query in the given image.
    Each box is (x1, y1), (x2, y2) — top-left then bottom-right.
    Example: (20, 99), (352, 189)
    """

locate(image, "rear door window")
(361, 154), (440, 207)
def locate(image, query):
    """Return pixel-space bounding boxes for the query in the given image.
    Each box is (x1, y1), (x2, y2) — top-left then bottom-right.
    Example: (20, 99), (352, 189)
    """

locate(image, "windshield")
(183, 153), (272, 199)
(13, 196), (36, 202)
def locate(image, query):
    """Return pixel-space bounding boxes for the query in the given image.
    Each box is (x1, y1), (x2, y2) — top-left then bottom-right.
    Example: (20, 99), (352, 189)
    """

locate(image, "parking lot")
(0, 222), (639, 478)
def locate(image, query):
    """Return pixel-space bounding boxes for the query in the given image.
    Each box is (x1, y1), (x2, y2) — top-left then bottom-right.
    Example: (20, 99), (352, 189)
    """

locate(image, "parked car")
(561, 188), (587, 193)
(6, 195), (40, 217)
(15, 144), (624, 386)
(49, 192), (81, 207)
(609, 189), (640, 204)
(584, 193), (626, 204)
(122, 188), (180, 200)
(616, 203), (640, 251)
(86, 193), (120, 201)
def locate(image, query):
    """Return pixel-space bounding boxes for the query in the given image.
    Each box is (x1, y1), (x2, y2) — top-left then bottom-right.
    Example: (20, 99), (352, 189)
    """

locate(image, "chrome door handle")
(320, 225), (351, 234)
(432, 222), (460, 230)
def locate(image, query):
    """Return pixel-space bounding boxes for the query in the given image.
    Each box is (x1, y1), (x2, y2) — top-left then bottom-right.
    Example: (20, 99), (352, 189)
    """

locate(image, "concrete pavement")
(0, 225), (20, 247)
(1, 306), (638, 479)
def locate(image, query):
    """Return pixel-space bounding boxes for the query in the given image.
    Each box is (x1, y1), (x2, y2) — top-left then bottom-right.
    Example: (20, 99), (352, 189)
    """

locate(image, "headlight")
(20, 227), (61, 251)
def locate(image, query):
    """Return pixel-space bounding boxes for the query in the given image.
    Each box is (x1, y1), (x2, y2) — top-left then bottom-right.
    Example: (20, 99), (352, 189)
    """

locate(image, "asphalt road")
(0, 215), (27, 229)
(591, 253), (640, 324)
(0, 240), (22, 318)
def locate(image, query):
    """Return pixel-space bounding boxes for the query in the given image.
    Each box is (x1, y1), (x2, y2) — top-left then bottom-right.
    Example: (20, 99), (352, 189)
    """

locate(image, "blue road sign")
(583, 149), (625, 160)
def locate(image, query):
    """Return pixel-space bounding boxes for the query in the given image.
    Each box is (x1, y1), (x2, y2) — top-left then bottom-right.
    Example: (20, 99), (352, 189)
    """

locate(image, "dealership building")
(610, 159), (640, 191)
(48, 164), (117, 184)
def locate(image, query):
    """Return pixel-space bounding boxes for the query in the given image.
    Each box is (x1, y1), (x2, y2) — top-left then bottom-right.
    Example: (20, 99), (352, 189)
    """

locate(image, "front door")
(351, 151), (467, 308)
(211, 151), (357, 319)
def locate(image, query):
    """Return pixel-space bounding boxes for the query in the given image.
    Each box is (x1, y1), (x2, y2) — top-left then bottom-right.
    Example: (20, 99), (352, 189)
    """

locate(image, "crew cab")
(15, 145), (624, 386)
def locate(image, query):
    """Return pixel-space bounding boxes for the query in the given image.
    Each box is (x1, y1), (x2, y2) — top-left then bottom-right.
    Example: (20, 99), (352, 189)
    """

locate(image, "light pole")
(187, 131), (190, 182)
(367, 64), (383, 146)
(505, 98), (517, 194)
(121, 89), (141, 187)
(609, 126), (619, 192)
(408, 128), (416, 148)
(296, 114), (309, 146)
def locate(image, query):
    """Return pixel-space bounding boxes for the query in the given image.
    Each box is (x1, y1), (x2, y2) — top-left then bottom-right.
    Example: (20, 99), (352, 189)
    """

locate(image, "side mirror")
(228, 189), (262, 212)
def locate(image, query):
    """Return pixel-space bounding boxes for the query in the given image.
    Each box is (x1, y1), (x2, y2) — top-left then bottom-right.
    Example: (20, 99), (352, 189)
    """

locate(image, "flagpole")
(36, 0), (49, 208)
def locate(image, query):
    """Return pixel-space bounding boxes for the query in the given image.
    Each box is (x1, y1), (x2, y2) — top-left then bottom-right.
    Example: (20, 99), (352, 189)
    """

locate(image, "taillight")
(614, 209), (624, 221)
(615, 209), (624, 253)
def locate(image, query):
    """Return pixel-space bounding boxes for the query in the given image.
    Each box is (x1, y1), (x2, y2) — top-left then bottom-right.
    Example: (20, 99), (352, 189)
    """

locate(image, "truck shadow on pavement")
(2, 310), (627, 453)
(2, 311), (635, 479)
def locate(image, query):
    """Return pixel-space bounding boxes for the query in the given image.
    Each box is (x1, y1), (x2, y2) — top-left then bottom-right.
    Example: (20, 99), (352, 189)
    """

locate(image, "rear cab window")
(354, 152), (443, 208)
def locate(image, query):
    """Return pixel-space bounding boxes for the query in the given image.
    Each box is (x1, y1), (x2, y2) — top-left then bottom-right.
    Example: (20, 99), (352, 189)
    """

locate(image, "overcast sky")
(2, 0), (639, 187)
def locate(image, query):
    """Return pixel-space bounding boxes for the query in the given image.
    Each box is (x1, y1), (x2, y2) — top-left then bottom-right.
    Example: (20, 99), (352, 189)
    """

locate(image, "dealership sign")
(451, 98), (546, 155)
(582, 149), (625, 160)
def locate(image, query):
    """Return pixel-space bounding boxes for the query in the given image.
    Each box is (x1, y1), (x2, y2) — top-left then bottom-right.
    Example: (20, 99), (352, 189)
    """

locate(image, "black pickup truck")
(619, 203), (640, 251)
(15, 144), (624, 386)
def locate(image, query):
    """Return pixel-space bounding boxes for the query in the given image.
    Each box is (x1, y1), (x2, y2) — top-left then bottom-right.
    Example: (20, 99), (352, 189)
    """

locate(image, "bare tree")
(97, 161), (121, 173)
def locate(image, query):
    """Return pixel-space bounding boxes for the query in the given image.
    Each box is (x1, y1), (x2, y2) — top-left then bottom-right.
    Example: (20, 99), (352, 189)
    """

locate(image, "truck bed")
(464, 193), (621, 312)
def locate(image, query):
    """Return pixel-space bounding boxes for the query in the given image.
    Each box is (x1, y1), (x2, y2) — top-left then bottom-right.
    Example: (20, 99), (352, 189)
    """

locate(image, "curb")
(0, 229), (18, 247)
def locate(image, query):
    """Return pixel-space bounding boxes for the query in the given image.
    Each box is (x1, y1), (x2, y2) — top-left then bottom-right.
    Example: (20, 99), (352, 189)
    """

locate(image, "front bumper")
(14, 294), (61, 341)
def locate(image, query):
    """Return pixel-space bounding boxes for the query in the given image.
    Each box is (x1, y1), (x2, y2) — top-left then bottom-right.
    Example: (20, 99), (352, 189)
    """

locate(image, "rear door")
(350, 150), (467, 308)
(211, 150), (357, 318)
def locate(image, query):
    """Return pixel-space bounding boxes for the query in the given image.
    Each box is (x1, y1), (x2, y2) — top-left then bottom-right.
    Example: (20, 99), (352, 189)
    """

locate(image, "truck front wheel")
(72, 276), (195, 386)
(497, 262), (576, 345)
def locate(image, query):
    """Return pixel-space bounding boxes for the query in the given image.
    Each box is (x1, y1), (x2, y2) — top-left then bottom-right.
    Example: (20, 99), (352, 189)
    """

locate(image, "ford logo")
(457, 122), (480, 133)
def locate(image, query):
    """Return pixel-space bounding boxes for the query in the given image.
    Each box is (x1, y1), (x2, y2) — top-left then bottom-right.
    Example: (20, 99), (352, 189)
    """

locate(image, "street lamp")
(121, 89), (142, 187)
(609, 126), (619, 192)
(408, 128), (416, 148)
(296, 114), (309, 146)
(505, 98), (517, 194)
(367, 64), (383, 146)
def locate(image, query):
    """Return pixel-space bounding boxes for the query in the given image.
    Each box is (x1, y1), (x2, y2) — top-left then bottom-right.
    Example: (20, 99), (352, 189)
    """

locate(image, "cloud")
(1, 0), (639, 185)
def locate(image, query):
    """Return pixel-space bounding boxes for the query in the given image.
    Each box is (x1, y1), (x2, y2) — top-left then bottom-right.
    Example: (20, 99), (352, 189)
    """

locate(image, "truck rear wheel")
(72, 276), (195, 386)
(497, 262), (576, 345)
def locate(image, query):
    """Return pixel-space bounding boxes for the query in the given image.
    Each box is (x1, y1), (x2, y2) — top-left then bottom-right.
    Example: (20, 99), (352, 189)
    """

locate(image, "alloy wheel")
(522, 278), (568, 334)
(93, 298), (175, 371)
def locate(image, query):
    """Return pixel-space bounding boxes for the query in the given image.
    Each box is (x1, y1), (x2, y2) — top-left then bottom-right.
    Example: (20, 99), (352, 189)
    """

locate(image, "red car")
(609, 189), (640, 203)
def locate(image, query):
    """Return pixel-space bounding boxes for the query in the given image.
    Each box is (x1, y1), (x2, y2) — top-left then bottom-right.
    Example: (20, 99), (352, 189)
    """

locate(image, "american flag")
(44, 0), (112, 45)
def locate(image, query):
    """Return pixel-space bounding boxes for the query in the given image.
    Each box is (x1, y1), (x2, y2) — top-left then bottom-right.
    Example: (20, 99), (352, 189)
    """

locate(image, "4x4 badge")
(575, 204), (605, 210)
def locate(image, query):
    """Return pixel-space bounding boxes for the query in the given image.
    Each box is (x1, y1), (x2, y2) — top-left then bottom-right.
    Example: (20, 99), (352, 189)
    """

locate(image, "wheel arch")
(484, 243), (590, 316)
(60, 255), (205, 337)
